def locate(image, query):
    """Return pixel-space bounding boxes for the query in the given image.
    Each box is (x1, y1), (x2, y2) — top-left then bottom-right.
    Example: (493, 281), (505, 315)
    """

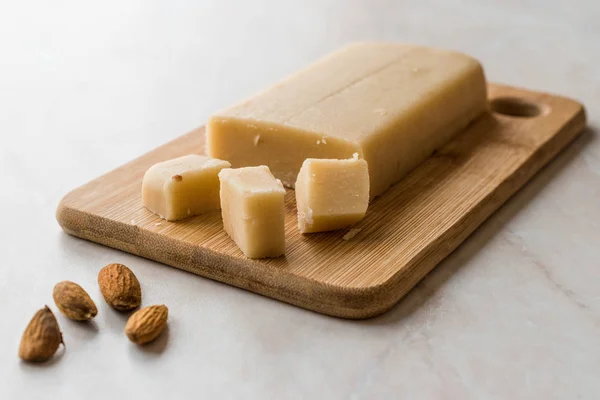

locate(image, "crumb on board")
(155, 222), (162, 226)
(131, 219), (136, 225)
(343, 228), (362, 241)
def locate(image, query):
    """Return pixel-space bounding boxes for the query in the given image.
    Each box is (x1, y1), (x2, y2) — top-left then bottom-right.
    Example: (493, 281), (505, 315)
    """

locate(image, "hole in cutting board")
(490, 97), (545, 118)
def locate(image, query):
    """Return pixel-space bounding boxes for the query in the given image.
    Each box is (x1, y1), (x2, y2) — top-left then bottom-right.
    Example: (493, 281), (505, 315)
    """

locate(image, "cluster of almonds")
(18, 263), (169, 363)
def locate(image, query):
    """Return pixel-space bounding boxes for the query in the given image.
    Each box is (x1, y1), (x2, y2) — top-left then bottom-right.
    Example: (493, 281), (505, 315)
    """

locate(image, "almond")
(98, 263), (142, 311)
(52, 281), (98, 321)
(19, 306), (64, 362)
(125, 305), (168, 345)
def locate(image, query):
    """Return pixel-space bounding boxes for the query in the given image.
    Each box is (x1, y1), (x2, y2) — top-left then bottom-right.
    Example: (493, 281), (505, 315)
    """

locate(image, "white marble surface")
(1, 1), (599, 398)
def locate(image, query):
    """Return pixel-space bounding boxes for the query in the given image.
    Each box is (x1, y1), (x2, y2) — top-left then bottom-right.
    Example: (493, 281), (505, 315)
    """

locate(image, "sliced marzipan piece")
(142, 154), (230, 221)
(219, 166), (286, 258)
(295, 155), (369, 233)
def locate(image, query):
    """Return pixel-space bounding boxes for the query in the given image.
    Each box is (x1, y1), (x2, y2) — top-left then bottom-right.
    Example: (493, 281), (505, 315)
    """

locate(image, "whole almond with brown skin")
(125, 305), (168, 345)
(52, 281), (98, 321)
(19, 306), (64, 362)
(98, 263), (141, 311)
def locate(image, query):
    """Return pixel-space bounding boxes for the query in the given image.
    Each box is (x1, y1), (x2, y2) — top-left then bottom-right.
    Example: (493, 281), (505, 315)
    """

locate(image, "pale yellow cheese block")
(218, 166), (286, 258)
(142, 154), (230, 221)
(206, 42), (487, 198)
(295, 156), (370, 233)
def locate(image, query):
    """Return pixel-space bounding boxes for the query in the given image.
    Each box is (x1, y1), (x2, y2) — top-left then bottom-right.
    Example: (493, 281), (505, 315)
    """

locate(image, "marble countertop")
(1, 1), (598, 398)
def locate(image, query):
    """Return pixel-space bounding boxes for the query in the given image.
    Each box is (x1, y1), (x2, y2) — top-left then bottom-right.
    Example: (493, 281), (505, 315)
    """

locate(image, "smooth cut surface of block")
(142, 154), (230, 221)
(218, 166), (286, 258)
(207, 42), (487, 197)
(295, 156), (370, 233)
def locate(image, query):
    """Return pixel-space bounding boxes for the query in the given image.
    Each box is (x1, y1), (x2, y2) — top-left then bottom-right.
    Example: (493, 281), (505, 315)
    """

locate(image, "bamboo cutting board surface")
(56, 84), (585, 319)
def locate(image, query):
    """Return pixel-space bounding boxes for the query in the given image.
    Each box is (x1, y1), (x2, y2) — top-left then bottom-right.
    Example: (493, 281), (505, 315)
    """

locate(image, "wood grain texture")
(56, 84), (586, 319)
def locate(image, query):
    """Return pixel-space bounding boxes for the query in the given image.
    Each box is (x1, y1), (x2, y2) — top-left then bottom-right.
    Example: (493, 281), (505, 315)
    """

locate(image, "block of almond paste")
(142, 154), (230, 221)
(207, 42), (487, 198)
(295, 155), (369, 233)
(218, 166), (286, 258)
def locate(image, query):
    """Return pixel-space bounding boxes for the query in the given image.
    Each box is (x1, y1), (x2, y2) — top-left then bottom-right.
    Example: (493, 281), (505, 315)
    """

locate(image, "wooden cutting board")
(56, 84), (585, 319)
